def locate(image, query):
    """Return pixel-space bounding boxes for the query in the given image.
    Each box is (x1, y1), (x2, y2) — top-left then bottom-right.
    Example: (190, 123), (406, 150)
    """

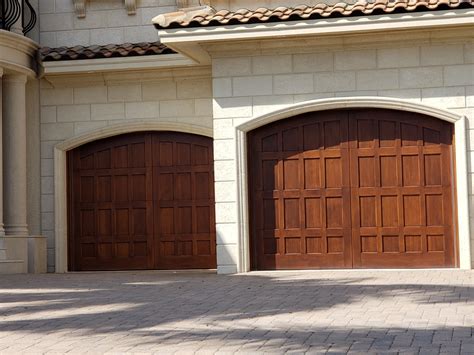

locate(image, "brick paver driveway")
(0, 270), (472, 354)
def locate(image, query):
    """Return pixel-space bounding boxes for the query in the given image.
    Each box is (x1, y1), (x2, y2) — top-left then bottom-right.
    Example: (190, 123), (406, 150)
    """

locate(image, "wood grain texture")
(248, 109), (455, 270)
(68, 132), (216, 271)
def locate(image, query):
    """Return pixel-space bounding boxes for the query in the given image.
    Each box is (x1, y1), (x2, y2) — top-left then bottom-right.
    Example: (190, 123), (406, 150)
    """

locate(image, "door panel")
(68, 132), (216, 271)
(249, 111), (352, 270)
(248, 109), (456, 270)
(349, 110), (455, 268)
(152, 133), (216, 269)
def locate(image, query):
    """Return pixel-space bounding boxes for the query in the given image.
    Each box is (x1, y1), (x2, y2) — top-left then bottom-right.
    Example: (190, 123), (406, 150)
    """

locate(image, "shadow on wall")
(0, 271), (472, 351)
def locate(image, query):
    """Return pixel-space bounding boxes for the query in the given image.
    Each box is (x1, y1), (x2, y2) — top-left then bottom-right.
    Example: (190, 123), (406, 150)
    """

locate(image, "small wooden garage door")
(248, 109), (456, 270)
(67, 132), (216, 271)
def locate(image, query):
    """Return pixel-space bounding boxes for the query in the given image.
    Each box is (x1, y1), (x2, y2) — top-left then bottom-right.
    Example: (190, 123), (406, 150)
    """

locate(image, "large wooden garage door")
(67, 132), (216, 271)
(248, 109), (456, 270)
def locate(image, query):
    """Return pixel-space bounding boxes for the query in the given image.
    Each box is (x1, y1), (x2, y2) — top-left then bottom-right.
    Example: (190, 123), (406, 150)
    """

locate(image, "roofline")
(157, 9), (474, 62)
(40, 53), (197, 76)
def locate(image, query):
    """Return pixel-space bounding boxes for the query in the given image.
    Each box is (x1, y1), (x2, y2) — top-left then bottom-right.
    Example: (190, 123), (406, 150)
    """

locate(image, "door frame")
(54, 121), (213, 273)
(235, 97), (470, 272)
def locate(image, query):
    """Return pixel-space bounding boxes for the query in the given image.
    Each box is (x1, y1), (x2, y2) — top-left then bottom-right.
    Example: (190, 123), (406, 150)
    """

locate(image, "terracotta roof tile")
(153, 0), (474, 29)
(40, 42), (176, 62)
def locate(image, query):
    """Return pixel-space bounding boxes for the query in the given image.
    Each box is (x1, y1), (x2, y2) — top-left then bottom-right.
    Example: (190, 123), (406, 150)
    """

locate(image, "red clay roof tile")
(154, 0), (474, 29)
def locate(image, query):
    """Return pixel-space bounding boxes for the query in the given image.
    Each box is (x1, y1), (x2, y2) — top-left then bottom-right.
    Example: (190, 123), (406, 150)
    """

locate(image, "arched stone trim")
(54, 120), (213, 272)
(235, 97), (470, 272)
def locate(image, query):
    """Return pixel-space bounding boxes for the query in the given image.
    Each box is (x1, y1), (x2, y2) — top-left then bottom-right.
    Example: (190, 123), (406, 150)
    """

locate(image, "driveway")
(0, 270), (472, 354)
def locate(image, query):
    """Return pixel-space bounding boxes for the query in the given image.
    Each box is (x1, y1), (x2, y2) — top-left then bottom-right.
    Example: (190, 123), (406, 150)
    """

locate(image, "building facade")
(0, 0), (473, 274)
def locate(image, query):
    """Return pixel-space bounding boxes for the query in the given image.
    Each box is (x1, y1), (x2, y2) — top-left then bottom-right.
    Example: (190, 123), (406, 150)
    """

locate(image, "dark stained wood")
(248, 109), (456, 270)
(67, 132), (216, 271)
(349, 109), (455, 268)
(248, 111), (353, 270)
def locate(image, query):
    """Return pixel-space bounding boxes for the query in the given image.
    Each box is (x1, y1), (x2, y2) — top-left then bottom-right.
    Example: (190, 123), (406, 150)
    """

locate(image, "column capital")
(3, 73), (28, 84)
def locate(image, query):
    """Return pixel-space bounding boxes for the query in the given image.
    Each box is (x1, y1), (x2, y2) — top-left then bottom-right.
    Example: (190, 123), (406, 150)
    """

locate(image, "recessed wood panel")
(68, 132), (216, 271)
(249, 108), (455, 270)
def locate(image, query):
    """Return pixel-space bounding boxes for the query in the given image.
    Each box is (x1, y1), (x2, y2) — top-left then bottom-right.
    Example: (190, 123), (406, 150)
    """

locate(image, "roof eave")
(40, 52), (197, 76)
(156, 8), (474, 64)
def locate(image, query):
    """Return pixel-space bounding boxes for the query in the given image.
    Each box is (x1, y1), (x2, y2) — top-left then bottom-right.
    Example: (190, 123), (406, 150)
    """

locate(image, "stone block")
(335, 49), (377, 70)
(41, 106), (57, 123)
(357, 69), (399, 90)
(467, 86), (474, 107)
(41, 194), (54, 213)
(465, 44), (474, 64)
(421, 45), (464, 66)
(213, 97), (252, 118)
(314, 71), (356, 93)
(74, 86), (107, 104)
(215, 202), (237, 223)
(195, 99), (213, 117)
(125, 102), (159, 119)
(40, 13), (74, 31)
(41, 212), (55, 231)
(253, 95), (294, 117)
(159, 99), (194, 117)
(293, 52), (334, 73)
(377, 47), (420, 68)
(56, 30), (90, 47)
(213, 119), (234, 140)
(215, 181), (237, 202)
(74, 121), (108, 135)
(57, 105), (91, 122)
(177, 79), (212, 99)
(41, 123), (74, 140)
(216, 223), (238, 245)
(41, 177), (54, 195)
(444, 64), (474, 86)
(106, 9), (140, 27)
(142, 81), (177, 100)
(216, 243), (237, 264)
(252, 55), (292, 75)
(41, 88), (73, 106)
(41, 158), (54, 177)
(91, 103), (125, 120)
(213, 78), (232, 98)
(399, 67), (443, 89)
(232, 76), (273, 97)
(273, 74), (313, 95)
(90, 28), (124, 46)
(213, 57), (251, 77)
(214, 159), (236, 181)
(378, 89), (421, 102)
(422, 87), (466, 109)
(39, 0), (55, 13)
(107, 84), (141, 102)
(213, 139), (235, 160)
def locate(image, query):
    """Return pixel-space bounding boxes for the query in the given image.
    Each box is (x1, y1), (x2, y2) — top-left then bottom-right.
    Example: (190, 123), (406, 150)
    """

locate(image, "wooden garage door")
(67, 132), (216, 271)
(248, 109), (456, 270)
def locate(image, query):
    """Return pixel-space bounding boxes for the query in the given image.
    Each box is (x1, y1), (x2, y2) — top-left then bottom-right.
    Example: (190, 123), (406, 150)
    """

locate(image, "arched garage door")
(67, 132), (216, 271)
(248, 109), (456, 270)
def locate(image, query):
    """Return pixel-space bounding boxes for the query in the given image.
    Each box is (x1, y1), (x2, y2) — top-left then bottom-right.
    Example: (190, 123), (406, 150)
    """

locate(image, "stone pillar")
(3, 74), (29, 238)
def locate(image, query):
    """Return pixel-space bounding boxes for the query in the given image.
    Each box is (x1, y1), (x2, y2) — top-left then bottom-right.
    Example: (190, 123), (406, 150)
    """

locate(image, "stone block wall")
(211, 38), (474, 273)
(39, 70), (212, 271)
(39, 0), (177, 47)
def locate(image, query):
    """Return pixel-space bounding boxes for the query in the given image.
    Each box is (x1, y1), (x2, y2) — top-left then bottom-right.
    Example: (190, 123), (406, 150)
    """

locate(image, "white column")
(3, 74), (29, 237)
(0, 68), (4, 238)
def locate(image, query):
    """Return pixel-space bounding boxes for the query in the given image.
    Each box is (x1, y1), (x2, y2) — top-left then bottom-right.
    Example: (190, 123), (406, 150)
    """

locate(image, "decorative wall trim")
(73, 0), (138, 18)
(54, 120), (213, 273)
(234, 97), (471, 272)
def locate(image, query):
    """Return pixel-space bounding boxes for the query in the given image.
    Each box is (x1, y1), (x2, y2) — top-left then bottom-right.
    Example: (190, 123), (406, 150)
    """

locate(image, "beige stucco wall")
(209, 33), (474, 273)
(40, 67), (212, 271)
(39, 0), (177, 47)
